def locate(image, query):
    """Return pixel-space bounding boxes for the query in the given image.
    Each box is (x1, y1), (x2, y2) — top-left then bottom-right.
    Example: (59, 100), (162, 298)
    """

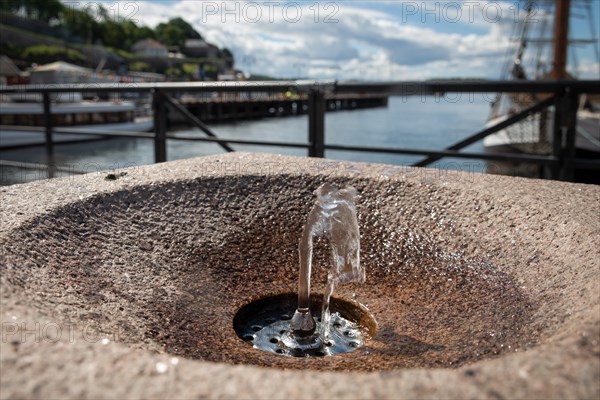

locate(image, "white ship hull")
(484, 110), (600, 155)
(0, 117), (153, 147)
(0, 101), (154, 147)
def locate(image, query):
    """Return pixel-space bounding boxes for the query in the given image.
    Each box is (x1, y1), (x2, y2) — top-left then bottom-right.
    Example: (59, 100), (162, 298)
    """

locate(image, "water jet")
(237, 182), (371, 357)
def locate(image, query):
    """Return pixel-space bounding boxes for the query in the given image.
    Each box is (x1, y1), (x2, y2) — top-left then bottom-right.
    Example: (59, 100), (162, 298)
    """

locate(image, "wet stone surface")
(3, 174), (538, 371)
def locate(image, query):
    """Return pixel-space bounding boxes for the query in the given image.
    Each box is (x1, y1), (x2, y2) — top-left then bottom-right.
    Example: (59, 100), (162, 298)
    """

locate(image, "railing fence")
(1, 80), (599, 182)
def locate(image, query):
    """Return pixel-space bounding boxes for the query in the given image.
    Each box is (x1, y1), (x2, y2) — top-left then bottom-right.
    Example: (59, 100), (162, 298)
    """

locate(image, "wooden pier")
(166, 93), (388, 124)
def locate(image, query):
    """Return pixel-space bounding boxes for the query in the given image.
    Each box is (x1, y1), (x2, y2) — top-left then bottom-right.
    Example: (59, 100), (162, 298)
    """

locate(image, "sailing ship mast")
(552, 0), (571, 79)
(485, 0), (599, 177)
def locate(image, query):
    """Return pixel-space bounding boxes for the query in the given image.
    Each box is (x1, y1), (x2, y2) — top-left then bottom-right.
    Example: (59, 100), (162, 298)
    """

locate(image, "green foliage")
(155, 22), (185, 48)
(22, 44), (86, 63)
(100, 19), (126, 48)
(115, 49), (134, 59)
(59, 6), (102, 44)
(155, 17), (202, 48)
(10, 0), (154, 49)
(128, 61), (152, 72)
(2, 2), (202, 52)
(166, 17), (202, 39)
(0, 42), (23, 59)
(104, 20), (156, 50)
(164, 67), (182, 77)
(0, 22), (64, 44)
(0, 2), (15, 12)
(1, 2), (237, 70)
(3, 0), (62, 20)
(33, 0), (62, 20)
(132, 24), (156, 42)
(221, 48), (233, 58)
(221, 47), (234, 68)
(182, 63), (198, 75)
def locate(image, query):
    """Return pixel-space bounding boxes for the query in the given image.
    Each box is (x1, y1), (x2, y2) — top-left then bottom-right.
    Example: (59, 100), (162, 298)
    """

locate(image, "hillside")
(0, 2), (234, 79)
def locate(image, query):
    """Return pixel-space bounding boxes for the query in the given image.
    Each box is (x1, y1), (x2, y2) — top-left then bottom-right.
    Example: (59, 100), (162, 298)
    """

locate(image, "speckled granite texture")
(1, 153), (598, 399)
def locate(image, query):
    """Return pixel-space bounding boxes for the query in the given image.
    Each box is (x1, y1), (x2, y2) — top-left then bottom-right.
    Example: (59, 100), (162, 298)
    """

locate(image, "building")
(131, 39), (168, 58)
(27, 61), (120, 102)
(0, 55), (21, 85)
(28, 61), (123, 85)
(182, 39), (220, 59)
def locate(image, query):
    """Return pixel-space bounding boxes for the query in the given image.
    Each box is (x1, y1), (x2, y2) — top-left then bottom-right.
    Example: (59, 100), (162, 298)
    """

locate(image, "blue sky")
(84, 0), (600, 80)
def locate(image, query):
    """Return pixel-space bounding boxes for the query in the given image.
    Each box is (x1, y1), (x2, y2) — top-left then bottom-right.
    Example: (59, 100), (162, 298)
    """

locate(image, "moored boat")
(484, 0), (600, 182)
(0, 100), (153, 147)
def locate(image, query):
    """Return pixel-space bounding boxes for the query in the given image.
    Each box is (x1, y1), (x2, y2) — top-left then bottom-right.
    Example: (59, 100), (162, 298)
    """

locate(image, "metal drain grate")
(233, 293), (375, 358)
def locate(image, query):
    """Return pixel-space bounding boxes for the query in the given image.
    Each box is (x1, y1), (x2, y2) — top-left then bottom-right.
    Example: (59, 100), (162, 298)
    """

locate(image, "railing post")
(552, 87), (579, 181)
(551, 93), (564, 180)
(561, 89), (579, 181)
(308, 89), (325, 158)
(42, 92), (55, 179)
(153, 89), (167, 163)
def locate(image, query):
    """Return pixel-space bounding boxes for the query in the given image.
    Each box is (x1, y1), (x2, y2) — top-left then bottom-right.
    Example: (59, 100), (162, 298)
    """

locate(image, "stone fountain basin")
(1, 153), (598, 399)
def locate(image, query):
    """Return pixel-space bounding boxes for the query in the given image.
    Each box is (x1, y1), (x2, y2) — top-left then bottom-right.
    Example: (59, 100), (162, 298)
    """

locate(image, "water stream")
(287, 183), (364, 349)
(237, 183), (368, 357)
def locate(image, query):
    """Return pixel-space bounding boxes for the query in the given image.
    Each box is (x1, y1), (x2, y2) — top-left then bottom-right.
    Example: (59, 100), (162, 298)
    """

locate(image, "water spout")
(290, 183), (364, 338)
(237, 182), (371, 357)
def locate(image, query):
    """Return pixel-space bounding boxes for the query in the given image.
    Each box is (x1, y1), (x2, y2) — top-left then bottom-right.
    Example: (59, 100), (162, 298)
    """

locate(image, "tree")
(1, 0), (63, 20)
(0, 1), (20, 13)
(59, 6), (102, 44)
(221, 47), (234, 68)
(221, 48), (233, 58)
(134, 25), (156, 41)
(167, 17), (202, 39)
(0, 1), (220, 63)
(155, 17), (202, 48)
(155, 22), (185, 47)
(0, 0), (26, 15)
(30, 0), (62, 20)
(100, 19), (126, 49)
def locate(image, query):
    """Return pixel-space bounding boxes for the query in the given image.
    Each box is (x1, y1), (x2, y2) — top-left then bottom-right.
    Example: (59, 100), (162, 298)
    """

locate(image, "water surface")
(0, 96), (491, 185)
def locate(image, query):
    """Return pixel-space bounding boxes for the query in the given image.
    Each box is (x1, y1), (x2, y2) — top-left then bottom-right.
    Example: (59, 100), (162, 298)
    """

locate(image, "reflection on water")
(0, 96), (490, 185)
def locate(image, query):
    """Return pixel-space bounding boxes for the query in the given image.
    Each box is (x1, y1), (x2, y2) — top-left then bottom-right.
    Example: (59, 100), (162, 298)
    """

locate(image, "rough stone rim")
(1, 152), (598, 400)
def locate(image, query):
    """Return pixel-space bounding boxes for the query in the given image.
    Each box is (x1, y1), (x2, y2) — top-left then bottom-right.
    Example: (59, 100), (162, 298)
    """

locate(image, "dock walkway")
(168, 93), (388, 123)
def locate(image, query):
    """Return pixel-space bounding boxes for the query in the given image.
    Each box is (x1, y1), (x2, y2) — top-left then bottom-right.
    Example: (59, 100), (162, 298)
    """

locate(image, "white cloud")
(575, 60), (600, 80)
(108, 1), (522, 79)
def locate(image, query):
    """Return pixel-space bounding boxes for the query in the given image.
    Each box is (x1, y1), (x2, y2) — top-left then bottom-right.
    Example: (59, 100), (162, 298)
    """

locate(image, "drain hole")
(292, 350), (303, 357)
(233, 293), (376, 358)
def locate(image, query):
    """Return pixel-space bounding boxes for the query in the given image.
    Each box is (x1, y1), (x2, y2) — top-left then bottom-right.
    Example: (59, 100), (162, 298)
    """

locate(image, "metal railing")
(1, 79), (599, 182)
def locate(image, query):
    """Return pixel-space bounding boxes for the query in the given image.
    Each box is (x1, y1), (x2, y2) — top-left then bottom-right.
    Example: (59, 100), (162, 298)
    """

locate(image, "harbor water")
(0, 95), (491, 185)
